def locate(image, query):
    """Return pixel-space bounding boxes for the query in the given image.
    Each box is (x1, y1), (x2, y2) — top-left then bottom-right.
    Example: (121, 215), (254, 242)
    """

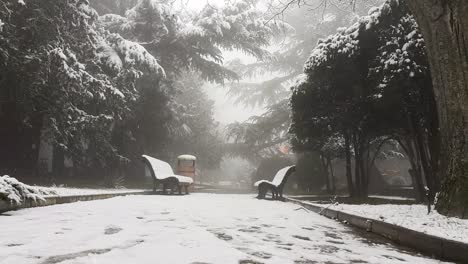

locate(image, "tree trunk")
(327, 156), (336, 193)
(344, 132), (355, 197)
(398, 138), (426, 202)
(52, 146), (64, 182)
(406, 0), (468, 217)
(407, 112), (436, 202)
(353, 132), (362, 197)
(359, 148), (368, 198)
(353, 131), (368, 198)
(320, 154), (331, 193)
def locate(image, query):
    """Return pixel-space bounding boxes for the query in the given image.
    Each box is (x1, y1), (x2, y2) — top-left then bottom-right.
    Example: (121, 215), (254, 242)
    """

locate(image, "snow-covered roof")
(177, 154), (197, 161)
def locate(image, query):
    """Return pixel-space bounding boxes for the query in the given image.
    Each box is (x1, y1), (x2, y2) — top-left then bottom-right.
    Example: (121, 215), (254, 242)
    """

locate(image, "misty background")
(0, 0), (417, 198)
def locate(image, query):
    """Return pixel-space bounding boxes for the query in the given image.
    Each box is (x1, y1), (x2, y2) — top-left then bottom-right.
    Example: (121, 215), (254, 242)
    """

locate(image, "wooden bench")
(142, 155), (193, 194)
(254, 165), (296, 200)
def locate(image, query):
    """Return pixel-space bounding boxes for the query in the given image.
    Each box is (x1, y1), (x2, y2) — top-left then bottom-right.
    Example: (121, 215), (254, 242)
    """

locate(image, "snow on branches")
(185, 1), (290, 59)
(0, 0), (168, 166)
(100, 33), (165, 76)
(99, 0), (285, 83)
(304, 0), (402, 72)
(369, 12), (427, 90)
(0, 176), (56, 204)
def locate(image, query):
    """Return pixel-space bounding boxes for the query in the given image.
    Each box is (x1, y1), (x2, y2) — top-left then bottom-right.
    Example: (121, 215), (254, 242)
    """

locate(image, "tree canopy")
(290, 0), (437, 199)
(0, 0), (284, 184)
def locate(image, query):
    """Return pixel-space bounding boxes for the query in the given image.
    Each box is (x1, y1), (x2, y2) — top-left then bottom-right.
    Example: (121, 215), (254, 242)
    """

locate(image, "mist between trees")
(0, 0), (467, 217)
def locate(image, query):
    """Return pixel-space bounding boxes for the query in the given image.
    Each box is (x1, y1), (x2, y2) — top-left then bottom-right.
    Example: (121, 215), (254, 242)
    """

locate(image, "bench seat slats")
(164, 175), (193, 184)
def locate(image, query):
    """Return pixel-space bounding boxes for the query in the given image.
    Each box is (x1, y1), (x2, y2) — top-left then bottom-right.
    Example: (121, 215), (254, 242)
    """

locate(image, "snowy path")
(0, 194), (449, 264)
(44, 187), (147, 197)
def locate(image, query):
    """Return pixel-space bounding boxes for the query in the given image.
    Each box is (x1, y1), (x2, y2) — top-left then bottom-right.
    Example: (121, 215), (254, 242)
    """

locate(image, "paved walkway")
(0, 194), (449, 264)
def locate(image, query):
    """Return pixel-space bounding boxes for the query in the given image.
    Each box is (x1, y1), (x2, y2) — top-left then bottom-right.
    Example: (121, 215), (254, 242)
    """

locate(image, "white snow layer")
(304, 0), (399, 70)
(0, 175), (145, 204)
(42, 187), (145, 197)
(312, 202), (468, 244)
(0, 194), (448, 263)
(0, 176), (56, 204)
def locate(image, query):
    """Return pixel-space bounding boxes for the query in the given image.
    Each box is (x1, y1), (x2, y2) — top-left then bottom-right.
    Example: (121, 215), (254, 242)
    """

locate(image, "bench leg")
(178, 185), (182, 195)
(153, 179), (157, 193)
(257, 185), (267, 199)
(184, 185), (189, 194)
(162, 184), (167, 195)
(257, 189), (263, 199)
(272, 188), (279, 199)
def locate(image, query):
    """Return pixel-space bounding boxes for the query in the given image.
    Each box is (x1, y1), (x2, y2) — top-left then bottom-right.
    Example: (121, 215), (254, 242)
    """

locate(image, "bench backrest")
(272, 165), (296, 187)
(142, 155), (174, 180)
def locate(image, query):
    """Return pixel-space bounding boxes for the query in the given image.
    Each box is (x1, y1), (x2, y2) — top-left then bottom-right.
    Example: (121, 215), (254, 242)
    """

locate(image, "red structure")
(177, 155), (196, 189)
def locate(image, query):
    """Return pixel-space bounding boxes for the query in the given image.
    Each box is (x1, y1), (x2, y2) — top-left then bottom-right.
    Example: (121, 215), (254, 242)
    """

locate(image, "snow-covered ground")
(368, 195), (415, 201)
(288, 194), (415, 202)
(311, 202), (468, 244)
(0, 194), (448, 264)
(42, 187), (146, 197)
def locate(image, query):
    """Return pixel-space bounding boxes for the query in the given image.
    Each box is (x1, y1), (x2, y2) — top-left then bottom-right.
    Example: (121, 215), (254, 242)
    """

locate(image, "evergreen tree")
(290, 0), (436, 199)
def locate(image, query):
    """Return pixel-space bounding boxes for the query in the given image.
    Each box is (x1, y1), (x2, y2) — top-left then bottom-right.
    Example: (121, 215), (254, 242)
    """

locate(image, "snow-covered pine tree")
(0, 0), (163, 177)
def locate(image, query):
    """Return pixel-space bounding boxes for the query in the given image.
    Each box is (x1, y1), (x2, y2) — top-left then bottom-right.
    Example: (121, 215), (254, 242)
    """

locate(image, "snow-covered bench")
(254, 165), (296, 200)
(142, 155), (193, 195)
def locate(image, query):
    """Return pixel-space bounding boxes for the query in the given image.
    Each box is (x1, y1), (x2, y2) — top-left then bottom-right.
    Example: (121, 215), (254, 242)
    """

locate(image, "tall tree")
(169, 72), (224, 172)
(291, 0), (436, 199)
(405, 0), (468, 217)
(273, 0), (468, 217)
(96, 0), (286, 164)
(226, 0), (383, 160)
(0, 0), (163, 177)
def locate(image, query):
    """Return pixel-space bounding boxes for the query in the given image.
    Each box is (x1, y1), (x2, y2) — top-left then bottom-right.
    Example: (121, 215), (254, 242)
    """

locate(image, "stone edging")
(0, 191), (152, 214)
(286, 197), (468, 263)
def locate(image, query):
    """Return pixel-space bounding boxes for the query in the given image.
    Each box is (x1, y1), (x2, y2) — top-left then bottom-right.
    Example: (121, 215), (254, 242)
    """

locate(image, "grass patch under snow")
(311, 202), (468, 244)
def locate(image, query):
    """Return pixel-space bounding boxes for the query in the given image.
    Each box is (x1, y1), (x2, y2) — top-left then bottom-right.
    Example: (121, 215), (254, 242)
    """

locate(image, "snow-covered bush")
(0, 176), (57, 204)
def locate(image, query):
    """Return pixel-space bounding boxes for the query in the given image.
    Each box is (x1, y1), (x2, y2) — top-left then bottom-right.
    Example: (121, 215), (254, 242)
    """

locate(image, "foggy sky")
(187, 0), (268, 124)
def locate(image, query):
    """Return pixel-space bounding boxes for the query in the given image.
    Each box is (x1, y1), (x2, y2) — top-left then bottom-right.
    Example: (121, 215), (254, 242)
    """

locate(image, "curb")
(288, 195), (417, 205)
(286, 197), (468, 263)
(0, 191), (153, 214)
